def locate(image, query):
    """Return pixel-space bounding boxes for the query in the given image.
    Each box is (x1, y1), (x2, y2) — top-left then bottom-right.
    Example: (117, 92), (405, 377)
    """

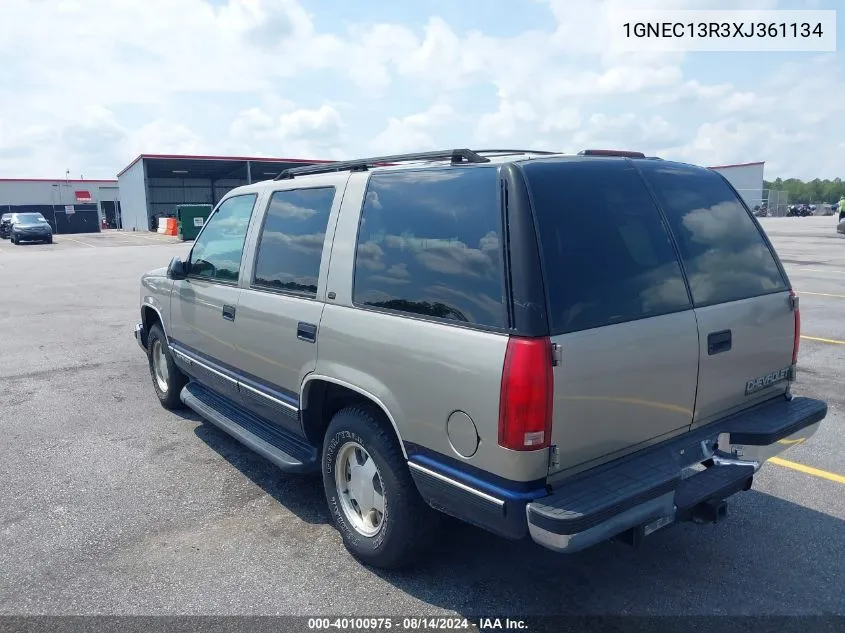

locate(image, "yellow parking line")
(800, 291), (845, 299)
(801, 335), (845, 345)
(769, 457), (845, 484)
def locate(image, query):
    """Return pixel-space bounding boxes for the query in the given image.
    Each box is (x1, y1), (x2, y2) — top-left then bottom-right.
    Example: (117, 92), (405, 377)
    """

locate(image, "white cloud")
(370, 104), (457, 154)
(0, 0), (841, 179)
(476, 98), (538, 142)
(227, 105), (347, 159)
(128, 121), (207, 157)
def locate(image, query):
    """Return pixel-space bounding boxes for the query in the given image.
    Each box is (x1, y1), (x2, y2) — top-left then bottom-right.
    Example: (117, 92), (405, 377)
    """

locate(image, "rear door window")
(521, 159), (691, 334)
(638, 162), (787, 307)
(352, 167), (506, 329)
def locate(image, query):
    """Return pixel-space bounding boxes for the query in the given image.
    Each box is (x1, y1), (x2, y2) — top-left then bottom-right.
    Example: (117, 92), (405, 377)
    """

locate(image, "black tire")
(10, 235), (16, 245)
(322, 406), (440, 569)
(146, 323), (187, 410)
(45, 236), (52, 244)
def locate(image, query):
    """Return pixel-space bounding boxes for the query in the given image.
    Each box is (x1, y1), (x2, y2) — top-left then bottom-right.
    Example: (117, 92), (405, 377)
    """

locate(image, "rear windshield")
(637, 162), (787, 307)
(521, 159), (692, 334)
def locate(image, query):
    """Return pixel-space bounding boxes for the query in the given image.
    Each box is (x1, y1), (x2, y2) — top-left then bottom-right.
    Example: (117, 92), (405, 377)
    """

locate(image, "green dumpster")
(176, 204), (212, 241)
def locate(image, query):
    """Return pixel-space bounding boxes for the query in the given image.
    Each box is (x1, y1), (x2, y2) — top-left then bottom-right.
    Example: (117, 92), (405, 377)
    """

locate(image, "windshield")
(14, 213), (48, 224)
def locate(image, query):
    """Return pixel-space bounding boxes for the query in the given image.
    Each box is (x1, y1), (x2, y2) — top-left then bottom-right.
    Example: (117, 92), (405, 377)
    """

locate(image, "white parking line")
(109, 230), (172, 241)
(800, 291), (845, 299)
(60, 237), (96, 248)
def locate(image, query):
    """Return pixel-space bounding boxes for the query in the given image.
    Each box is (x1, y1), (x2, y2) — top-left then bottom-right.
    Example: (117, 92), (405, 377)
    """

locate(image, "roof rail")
(577, 149), (646, 158)
(274, 148), (490, 180)
(473, 149), (561, 156)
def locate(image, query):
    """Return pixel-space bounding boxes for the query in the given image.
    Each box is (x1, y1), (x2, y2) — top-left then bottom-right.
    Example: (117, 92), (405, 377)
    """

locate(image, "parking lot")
(0, 220), (842, 616)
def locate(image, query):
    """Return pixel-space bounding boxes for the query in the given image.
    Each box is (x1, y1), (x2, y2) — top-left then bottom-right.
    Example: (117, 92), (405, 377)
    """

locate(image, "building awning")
(75, 190), (92, 202)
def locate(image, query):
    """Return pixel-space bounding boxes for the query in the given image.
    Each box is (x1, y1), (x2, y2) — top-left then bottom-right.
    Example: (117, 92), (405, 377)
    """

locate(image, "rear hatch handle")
(707, 329), (732, 355)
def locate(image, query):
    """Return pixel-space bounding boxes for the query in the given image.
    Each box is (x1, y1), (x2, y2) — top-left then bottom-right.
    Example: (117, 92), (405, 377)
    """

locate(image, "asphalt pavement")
(0, 223), (842, 616)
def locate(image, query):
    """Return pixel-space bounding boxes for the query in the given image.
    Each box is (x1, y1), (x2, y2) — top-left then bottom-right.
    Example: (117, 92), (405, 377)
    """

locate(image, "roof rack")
(274, 148), (490, 180)
(578, 149), (646, 158)
(473, 149), (561, 156)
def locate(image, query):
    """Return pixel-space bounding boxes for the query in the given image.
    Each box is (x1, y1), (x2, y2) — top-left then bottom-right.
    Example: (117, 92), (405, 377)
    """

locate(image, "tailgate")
(636, 160), (795, 428)
(693, 292), (794, 427)
(518, 159), (700, 474)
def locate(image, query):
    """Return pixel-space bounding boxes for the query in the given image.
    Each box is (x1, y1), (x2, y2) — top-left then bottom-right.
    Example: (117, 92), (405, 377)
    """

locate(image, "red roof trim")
(708, 161), (765, 170)
(117, 153), (334, 177)
(0, 178), (118, 183)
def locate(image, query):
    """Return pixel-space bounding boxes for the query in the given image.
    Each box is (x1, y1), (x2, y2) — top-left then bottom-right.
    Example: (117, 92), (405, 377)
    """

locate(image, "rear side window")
(521, 159), (691, 334)
(252, 187), (335, 297)
(639, 163), (787, 307)
(352, 167), (506, 329)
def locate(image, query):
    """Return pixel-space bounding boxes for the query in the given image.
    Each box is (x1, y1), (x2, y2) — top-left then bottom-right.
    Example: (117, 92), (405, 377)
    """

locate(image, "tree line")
(764, 177), (845, 204)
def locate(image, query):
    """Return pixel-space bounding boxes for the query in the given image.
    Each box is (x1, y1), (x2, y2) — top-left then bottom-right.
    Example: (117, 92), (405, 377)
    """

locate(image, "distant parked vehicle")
(0, 213), (12, 239)
(9, 212), (53, 245)
(787, 204), (813, 217)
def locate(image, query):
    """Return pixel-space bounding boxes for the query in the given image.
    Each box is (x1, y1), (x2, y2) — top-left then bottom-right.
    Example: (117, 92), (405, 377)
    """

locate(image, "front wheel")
(322, 406), (440, 569)
(146, 324), (187, 410)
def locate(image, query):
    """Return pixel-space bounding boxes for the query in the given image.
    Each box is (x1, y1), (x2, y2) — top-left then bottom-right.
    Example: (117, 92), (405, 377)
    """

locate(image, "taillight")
(498, 336), (554, 451)
(790, 289), (801, 365)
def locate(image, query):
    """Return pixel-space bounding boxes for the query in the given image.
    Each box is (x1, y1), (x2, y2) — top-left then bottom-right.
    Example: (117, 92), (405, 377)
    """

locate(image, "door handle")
(707, 329), (732, 355)
(297, 321), (317, 343)
(222, 304), (236, 321)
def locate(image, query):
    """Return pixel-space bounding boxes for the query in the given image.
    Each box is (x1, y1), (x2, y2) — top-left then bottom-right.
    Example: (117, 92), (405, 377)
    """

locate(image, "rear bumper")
(527, 395), (827, 553)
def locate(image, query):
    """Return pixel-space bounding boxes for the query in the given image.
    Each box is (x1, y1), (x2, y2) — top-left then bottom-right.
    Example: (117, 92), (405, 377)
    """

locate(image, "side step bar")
(181, 382), (319, 474)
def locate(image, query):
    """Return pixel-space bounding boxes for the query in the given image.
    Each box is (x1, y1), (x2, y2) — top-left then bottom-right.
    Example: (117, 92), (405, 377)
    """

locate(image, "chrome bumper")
(527, 397), (825, 554)
(134, 322), (147, 350)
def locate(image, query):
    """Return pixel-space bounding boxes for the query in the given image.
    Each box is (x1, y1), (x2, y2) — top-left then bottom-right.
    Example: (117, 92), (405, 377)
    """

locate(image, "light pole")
(51, 184), (59, 234)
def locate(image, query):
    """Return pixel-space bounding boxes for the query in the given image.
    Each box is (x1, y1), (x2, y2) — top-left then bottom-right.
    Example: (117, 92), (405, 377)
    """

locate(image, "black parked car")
(9, 212), (53, 244)
(0, 213), (12, 239)
(787, 204), (813, 217)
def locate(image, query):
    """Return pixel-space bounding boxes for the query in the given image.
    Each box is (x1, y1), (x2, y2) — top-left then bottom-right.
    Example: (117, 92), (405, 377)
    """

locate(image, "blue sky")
(0, 0), (842, 180)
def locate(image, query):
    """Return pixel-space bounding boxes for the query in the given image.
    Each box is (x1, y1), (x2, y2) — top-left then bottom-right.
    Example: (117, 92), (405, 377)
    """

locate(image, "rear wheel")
(146, 324), (187, 410)
(10, 235), (16, 245)
(322, 406), (440, 569)
(45, 235), (52, 244)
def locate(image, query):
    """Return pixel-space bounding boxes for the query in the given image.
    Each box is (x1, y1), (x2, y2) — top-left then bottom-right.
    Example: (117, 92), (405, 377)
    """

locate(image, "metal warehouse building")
(117, 154), (329, 232)
(709, 161), (765, 209)
(0, 178), (120, 233)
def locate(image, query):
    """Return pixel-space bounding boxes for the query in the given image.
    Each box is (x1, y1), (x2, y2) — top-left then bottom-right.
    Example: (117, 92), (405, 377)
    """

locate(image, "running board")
(181, 382), (318, 473)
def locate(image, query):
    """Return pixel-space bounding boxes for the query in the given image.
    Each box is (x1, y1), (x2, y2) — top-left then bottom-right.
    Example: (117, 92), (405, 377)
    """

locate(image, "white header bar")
(610, 10), (836, 52)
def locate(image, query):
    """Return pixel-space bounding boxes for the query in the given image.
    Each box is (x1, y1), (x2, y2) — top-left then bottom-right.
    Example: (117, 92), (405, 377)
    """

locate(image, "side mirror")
(167, 256), (189, 280)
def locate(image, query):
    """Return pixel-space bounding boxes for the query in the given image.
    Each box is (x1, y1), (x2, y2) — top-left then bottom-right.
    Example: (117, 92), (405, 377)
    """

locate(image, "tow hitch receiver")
(687, 498), (728, 524)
